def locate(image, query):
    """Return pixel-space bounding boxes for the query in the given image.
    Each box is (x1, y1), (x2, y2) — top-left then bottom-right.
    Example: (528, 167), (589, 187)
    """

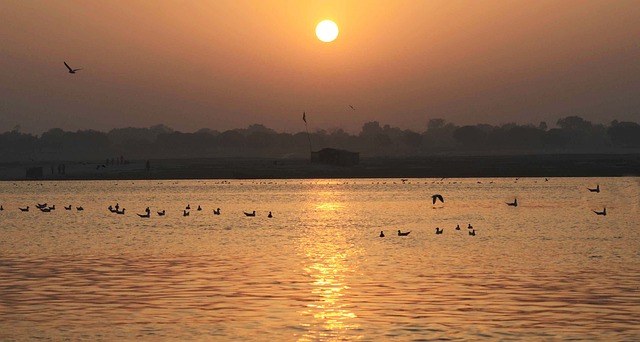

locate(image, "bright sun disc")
(316, 20), (339, 42)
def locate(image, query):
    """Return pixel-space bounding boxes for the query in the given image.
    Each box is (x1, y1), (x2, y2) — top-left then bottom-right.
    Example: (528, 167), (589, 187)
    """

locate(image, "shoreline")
(1, 153), (639, 181)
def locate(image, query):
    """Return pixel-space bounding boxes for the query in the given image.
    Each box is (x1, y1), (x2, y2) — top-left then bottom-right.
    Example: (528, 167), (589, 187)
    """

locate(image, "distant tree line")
(1, 116), (639, 162)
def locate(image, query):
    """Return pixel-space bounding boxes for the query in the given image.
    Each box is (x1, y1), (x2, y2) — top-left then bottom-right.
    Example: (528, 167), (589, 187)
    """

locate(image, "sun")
(316, 20), (339, 43)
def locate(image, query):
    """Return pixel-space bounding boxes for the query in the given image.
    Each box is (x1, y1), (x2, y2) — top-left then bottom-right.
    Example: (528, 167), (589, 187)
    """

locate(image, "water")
(1, 178), (639, 340)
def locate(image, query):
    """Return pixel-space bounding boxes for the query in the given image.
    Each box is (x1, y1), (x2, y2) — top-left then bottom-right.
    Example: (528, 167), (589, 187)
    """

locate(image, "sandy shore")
(1, 154), (639, 181)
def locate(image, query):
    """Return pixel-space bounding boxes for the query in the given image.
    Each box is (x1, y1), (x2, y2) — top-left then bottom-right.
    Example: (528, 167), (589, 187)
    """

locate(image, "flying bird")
(432, 194), (444, 205)
(593, 207), (607, 216)
(64, 61), (82, 74)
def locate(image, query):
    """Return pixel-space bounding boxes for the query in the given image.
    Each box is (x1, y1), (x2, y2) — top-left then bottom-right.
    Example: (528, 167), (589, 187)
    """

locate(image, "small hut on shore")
(311, 148), (359, 166)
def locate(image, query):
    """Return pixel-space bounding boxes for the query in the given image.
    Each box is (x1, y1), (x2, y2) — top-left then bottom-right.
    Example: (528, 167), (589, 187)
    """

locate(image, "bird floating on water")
(593, 207), (607, 216)
(435, 227), (443, 234)
(469, 229), (476, 236)
(137, 212), (150, 218)
(183, 210), (189, 217)
(468, 223), (473, 229)
(197, 205), (202, 211)
(19, 206), (29, 212)
(398, 230), (411, 236)
(213, 208), (221, 215)
(506, 198), (518, 207)
(455, 224), (460, 230)
(76, 206), (84, 211)
(380, 231), (385, 237)
(65, 205), (72, 210)
(64, 61), (82, 74)
(587, 185), (600, 193)
(157, 210), (165, 216)
(267, 211), (273, 218)
(186, 204), (191, 210)
(244, 211), (256, 217)
(432, 194), (444, 205)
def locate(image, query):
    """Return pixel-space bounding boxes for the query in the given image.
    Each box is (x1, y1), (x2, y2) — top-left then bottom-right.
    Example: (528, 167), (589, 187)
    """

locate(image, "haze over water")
(1, 178), (639, 340)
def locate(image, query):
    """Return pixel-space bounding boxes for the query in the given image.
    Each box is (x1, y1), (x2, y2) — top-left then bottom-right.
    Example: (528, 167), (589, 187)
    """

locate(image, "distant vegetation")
(1, 116), (639, 162)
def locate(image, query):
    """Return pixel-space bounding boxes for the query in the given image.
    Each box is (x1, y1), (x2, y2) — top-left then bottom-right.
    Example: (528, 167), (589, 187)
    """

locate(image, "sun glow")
(316, 20), (339, 42)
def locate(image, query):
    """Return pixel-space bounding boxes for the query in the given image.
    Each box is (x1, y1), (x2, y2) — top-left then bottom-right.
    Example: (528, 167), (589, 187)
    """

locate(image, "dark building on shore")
(311, 148), (359, 166)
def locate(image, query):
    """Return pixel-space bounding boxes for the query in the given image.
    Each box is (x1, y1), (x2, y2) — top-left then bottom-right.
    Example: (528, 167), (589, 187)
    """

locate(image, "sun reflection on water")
(298, 189), (362, 341)
(299, 249), (360, 341)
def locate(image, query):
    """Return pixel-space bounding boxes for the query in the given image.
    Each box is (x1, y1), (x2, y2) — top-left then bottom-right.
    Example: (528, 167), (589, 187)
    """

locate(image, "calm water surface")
(1, 177), (639, 340)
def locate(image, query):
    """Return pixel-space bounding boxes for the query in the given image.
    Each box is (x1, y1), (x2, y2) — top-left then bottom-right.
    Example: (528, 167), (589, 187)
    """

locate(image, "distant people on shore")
(106, 156), (128, 166)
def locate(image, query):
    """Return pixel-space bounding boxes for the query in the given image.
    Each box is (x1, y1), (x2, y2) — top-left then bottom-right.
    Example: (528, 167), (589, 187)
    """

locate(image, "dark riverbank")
(2, 154), (639, 181)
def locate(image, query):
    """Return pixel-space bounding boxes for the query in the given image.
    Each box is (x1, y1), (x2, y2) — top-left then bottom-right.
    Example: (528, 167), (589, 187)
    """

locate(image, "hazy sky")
(2, 0), (639, 134)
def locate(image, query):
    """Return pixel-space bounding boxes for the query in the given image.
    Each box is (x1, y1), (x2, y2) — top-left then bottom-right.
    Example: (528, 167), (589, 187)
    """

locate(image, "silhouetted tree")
(608, 121), (640, 148)
(454, 125), (489, 149)
(424, 118), (457, 150)
(1, 116), (639, 163)
(246, 131), (273, 150)
(557, 116), (592, 131)
(217, 130), (245, 148)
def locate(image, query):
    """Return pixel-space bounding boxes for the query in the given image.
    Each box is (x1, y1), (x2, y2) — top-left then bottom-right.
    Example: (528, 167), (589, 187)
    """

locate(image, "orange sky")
(2, 0), (639, 134)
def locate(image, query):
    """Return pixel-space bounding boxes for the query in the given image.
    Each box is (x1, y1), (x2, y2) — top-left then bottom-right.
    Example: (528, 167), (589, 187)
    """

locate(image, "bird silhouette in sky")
(432, 194), (444, 205)
(64, 61), (82, 74)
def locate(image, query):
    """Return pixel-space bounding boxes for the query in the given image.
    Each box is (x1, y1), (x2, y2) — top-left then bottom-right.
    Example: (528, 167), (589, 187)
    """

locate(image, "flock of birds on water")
(1, 180), (607, 237)
(5, 202), (274, 220)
